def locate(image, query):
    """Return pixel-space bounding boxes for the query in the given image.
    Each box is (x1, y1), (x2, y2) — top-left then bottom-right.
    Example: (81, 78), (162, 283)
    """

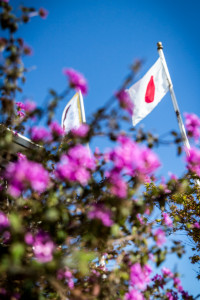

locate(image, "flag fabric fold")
(61, 91), (85, 133)
(128, 58), (169, 125)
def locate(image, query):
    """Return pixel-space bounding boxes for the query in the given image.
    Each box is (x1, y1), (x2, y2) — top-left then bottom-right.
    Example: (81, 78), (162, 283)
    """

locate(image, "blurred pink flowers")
(5, 158), (49, 197)
(162, 212), (173, 228)
(116, 90), (134, 115)
(184, 112), (200, 141)
(125, 289), (144, 300)
(56, 144), (95, 185)
(63, 68), (88, 95)
(88, 204), (113, 227)
(154, 228), (166, 246)
(50, 121), (65, 137)
(31, 126), (52, 143)
(186, 147), (200, 176)
(130, 263), (152, 290)
(71, 123), (89, 137)
(0, 211), (10, 230)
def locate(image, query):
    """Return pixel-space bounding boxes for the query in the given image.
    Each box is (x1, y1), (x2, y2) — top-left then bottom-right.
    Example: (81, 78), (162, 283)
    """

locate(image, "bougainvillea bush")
(0, 1), (200, 299)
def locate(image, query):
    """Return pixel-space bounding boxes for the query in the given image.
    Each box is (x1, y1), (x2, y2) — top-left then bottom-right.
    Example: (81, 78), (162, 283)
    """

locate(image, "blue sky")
(12, 0), (200, 294)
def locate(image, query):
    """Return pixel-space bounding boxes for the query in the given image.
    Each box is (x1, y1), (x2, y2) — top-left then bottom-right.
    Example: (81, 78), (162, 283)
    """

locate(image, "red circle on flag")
(145, 76), (155, 103)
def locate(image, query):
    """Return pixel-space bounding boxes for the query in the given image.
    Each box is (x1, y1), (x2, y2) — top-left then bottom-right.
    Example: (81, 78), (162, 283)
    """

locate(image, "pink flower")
(0, 211), (10, 230)
(115, 90), (134, 115)
(5, 159), (49, 197)
(184, 112), (200, 141)
(63, 68), (88, 95)
(162, 212), (173, 227)
(57, 268), (74, 289)
(17, 152), (26, 161)
(125, 289), (144, 300)
(161, 267), (173, 278)
(38, 8), (48, 19)
(106, 170), (127, 198)
(24, 100), (36, 112)
(31, 126), (52, 142)
(25, 232), (34, 245)
(130, 263), (151, 290)
(50, 121), (64, 137)
(186, 147), (200, 176)
(56, 144), (95, 185)
(154, 228), (166, 247)
(71, 123), (89, 137)
(88, 204), (113, 227)
(173, 277), (183, 292)
(17, 111), (25, 118)
(33, 231), (54, 263)
(16, 102), (25, 110)
(193, 222), (200, 229)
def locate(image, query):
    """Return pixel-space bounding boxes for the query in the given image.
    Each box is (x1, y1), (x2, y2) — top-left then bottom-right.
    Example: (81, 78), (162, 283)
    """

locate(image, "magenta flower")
(25, 232), (34, 245)
(130, 263), (151, 290)
(161, 267), (174, 278)
(16, 102), (25, 110)
(17, 111), (25, 118)
(106, 170), (127, 198)
(32, 231), (54, 263)
(115, 90), (134, 115)
(24, 100), (36, 112)
(173, 277), (183, 292)
(63, 68), (88, 95)
(186, 147), (200, 176)
(184, 112), (200, 141)
(71, 123), (89, 137)
(88, 204), (113, 227)
(57, 268), (74, 289)
(31, 126), (52, 143)
(38, 8), (49, 19)
(56, 144), (96, 185)
(125, 289), (144, 300)
(50, 121), (64, 137)
(193, 222), (200, 228)
(5, 159), (49, 197)
(17, 152), (26, 161)
(0, 211), (10, 230)
(154, 228), (166, 247)
(162, 212), (173, 227)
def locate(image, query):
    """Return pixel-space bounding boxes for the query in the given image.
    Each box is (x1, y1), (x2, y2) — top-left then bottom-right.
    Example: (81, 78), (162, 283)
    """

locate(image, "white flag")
(61, 91), (86, 133)
(128, 58), (169, 125)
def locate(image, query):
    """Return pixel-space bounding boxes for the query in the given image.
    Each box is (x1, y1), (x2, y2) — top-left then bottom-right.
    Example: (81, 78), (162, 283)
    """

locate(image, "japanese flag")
(128, 58), (169, 125)
(61, 91), (85, 133)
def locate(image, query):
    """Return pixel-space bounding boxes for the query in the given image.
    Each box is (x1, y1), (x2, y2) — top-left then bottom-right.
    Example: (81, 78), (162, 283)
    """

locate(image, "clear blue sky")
(13, 0), (200, 294)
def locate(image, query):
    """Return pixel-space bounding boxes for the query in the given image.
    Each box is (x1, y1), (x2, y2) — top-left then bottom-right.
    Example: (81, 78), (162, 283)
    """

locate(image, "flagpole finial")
(157, 42), (163, 50)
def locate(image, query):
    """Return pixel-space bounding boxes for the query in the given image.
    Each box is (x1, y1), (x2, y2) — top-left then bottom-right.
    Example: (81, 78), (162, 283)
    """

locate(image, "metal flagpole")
(157, 42), (191, 156)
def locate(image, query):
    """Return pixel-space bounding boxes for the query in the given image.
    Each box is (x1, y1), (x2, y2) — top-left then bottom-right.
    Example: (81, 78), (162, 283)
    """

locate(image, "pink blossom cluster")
(0, 211), (10, 230)
(25, 231), (54, 263)
(184, 112), (200, 141)
(154, 228), (166, 247)
(125, 289), (144, 300)
(162, 212), (173, 227)
(50, 121), (65, 137)
(5, 158), (49, 197)
(57, 268), (74, 289)
(186, 147), (200, 176)
(115, 90), (134, 115)
(71, 123), (89, 137)
(106, 135), (160, 198)
(16, 100), (36, 118)
(130, 263), (152, 290)
(88, 204), (113, 227)
(31, 126), (52, 143)
(56, 144), (96, 185)
(63, 68), (88, 95)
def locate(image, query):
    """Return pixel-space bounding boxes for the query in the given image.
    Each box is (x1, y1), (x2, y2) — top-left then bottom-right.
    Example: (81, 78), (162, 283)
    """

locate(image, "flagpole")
(157, 42), (191, 156)
(78, 90), (86, 123)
